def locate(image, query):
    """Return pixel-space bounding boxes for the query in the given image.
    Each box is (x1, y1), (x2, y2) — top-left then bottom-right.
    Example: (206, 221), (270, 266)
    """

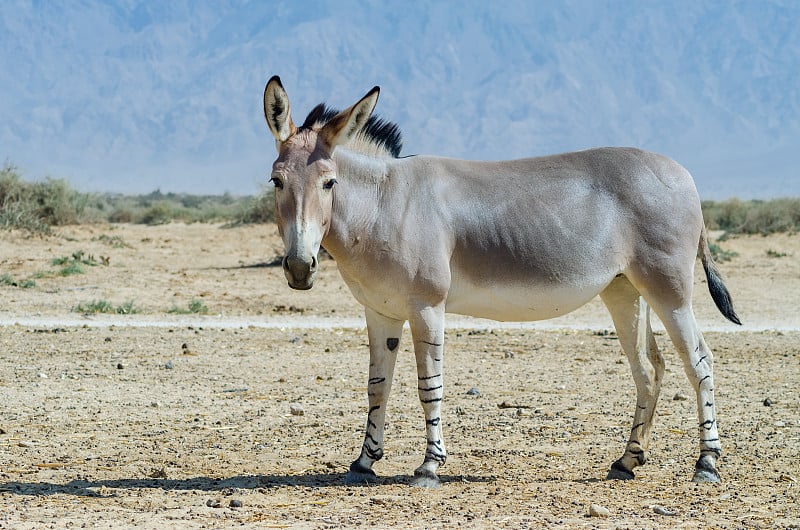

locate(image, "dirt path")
(1, 224), (799, 528)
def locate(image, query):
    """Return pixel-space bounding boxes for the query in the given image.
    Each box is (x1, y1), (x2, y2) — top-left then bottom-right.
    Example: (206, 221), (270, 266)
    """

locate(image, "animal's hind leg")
(645, 299), (722, 483)
(600, 276), (665, 480)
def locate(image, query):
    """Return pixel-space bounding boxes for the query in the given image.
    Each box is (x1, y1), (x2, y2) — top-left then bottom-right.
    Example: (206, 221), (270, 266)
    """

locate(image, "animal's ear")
(318, 86), (380, 151)
(264, 75), (296, 143)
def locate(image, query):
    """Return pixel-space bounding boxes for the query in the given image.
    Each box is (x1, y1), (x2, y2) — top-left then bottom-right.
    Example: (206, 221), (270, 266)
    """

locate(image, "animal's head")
(264, 76), (379, 290)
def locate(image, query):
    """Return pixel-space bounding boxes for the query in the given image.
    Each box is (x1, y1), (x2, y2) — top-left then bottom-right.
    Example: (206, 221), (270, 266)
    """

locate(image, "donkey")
(262, 75), (740, 487)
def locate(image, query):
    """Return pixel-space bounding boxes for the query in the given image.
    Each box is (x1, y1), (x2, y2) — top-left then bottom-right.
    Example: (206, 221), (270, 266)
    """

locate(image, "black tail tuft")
(704, 262), (742, 325)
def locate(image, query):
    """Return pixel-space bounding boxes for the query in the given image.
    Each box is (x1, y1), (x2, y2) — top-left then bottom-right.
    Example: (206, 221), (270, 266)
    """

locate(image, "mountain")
(1, 0), (798, 198)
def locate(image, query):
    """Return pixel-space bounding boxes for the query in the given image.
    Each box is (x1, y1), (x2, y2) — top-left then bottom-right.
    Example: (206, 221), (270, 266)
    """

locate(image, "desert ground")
(0, 223), (798, 529)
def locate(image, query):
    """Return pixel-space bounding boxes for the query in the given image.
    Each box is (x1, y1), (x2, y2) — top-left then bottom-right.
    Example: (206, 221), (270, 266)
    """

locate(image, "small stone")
(673, 392), (689, 401)
(150, 402), (161, 408)
(652, 505), (676, 516)
(181, 343), (189, 350)
(775, 420), (786, 427)
(104, 337), (112, 342)
(164, 361), (174, 369)
(37, 372), (48, 379)
(588, 504), (610, 518)
(763, 398), (772, 406)
(290, 404), (304, 416)
(466, 387), (480, 396)
(504, 351), (514, 358)
(116, 363), (124, 370)
(229, 499), (243, 508)
(206, 498), (222, 508)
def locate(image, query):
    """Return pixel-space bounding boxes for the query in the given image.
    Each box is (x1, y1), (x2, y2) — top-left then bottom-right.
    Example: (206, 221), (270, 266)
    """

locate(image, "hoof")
(344, 462), (378, 485)
(692, 456), (721, 483)
(411, 468), (441, 488)
(692, 468), (721, 483)
(606, 459), (635, 480)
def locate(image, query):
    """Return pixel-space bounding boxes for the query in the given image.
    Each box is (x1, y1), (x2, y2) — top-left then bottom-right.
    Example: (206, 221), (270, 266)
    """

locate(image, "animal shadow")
(1, 471), (492, 497)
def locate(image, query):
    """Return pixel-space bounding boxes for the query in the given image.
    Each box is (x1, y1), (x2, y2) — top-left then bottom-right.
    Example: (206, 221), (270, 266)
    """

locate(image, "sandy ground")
(1, 223), (799, 529)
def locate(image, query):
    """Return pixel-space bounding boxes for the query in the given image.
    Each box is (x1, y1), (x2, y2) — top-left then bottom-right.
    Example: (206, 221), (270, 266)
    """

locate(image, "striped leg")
(344, 308), (404, 485)
(601, 276), (664, 480)
(652, 304), (722, 482)
(409, 304), (446, 488)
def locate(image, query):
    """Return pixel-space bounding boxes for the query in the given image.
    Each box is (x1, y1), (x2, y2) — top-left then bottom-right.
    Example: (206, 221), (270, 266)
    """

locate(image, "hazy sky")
(1, 1), (798, 198)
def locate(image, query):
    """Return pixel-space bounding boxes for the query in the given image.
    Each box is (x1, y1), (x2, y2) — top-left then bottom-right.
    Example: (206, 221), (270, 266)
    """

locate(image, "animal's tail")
(699, 226), (742, 325)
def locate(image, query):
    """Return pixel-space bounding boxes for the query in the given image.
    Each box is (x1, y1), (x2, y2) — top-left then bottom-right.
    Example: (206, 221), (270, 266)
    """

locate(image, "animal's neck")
(323, 149), (391, 258)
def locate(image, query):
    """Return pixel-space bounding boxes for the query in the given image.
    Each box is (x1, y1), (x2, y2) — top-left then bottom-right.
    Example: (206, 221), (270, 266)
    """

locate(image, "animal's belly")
(445, 275), (608, 322)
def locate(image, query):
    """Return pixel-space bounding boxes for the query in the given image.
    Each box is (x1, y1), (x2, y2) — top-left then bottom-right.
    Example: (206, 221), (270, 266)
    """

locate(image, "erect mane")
(299, 103), (403, 159)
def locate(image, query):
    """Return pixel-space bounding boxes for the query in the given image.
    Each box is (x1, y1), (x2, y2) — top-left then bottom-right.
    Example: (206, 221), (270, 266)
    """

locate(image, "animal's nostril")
(282, 256), (290, 271)
(311, 255), (318, 270)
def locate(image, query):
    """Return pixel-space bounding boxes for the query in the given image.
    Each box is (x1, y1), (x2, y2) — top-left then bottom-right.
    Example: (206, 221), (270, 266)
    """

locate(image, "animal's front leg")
(344, 308), (404, 485)
(409, 304), (446, 488)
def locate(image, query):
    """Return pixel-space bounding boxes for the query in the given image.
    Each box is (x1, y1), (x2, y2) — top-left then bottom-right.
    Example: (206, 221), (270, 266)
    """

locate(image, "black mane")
(300, 103), (403, 158)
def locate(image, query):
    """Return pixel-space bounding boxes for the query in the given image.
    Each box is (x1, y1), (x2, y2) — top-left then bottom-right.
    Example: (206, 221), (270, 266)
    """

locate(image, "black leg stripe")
(700, 419), (716, 430)
(363, 444), (383, 461)
(418, 374), (442, 381)
(368, 377), (386, 385)
(695, 355), (708, 367)
(421, 397), (443, 404)
(418, 384), (443, 392)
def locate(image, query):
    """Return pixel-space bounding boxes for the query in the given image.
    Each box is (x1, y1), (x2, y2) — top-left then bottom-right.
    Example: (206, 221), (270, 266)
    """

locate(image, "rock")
(164, 361), (174, 369)
(206, 498), (222, 508)
(673, 392), (689, 401)
(763, 397), (772, 406)
(116, 363), (124, 370)
(466, 387), (480, 396)
(37, 372), (48, 379)
(229, 499), (243, 508)
(652, 505), (676, 516)
(290, 404), (304, 416)
(588, 504), (610, 518)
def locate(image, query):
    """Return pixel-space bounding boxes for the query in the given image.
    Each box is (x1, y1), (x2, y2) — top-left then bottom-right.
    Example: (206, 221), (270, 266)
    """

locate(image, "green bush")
(227, 187), (275, 225)
(703, 198), (800, 235)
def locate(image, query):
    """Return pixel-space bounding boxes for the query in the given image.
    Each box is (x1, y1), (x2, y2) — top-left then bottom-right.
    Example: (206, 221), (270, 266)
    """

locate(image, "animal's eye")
(270, 176), (284, 190)
(322, 178), (337, 190)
